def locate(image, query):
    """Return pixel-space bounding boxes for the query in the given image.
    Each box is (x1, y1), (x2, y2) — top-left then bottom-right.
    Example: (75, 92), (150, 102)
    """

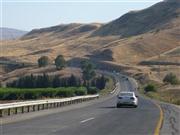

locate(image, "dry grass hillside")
(0, 0), (179, 84)
(1, 0), (179, 65)
(93, 0), (179, 37)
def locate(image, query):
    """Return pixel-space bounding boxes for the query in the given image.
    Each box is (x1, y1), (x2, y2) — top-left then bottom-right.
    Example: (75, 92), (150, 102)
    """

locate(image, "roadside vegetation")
(0, 87), (87, 100)
(144, 84), (157, 92)
(163, 72), (179, 85)
(54, 55), (66, 70)
(139, 73), (180, 105)
(98, 76), (115, 96)
(6, 74), (81, 88)
(38, 55), (66, 69)
(38, 56), (51, 67)
(1, 57), (115, 101)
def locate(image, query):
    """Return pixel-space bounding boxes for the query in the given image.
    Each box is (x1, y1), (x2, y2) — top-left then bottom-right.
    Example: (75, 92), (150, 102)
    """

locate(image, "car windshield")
(119, 93), (133, 97)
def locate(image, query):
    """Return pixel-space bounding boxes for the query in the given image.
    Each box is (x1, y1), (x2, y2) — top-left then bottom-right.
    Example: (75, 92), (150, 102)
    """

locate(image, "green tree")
(68, 74), (81, 87)
(52, 75), (61, 88)
(97, 75), (107, 90)
(81, 60), (96, 88)
(38, 56), (50, 67)
(36, 75), (44, 88)
(42, 73), (51, 88)
(163, 73), (179, 85)
(55, 55), (66, 70)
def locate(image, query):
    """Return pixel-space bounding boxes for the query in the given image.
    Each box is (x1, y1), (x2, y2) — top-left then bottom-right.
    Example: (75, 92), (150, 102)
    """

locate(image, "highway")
(1, 74), (160, 135)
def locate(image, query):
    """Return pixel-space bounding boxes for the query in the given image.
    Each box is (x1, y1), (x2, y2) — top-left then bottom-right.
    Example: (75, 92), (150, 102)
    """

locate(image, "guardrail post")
(46, 104), (48, 109)
(27, 106), (30, 112)
(0, 109), (3, 117)
(42, 104), (45, 110)
(33, 105), (35, 111)
(22, 107), (24, 113)
(38, 105), (40, 111)
(8, 108), (11, 116)
(15, 107), (18, 114)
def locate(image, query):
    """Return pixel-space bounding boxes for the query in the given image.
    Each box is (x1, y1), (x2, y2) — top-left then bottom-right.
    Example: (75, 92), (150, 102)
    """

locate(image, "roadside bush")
(75, 88), (87, 96)
(144, 84), (156, 93)
(24, 91), (40, 99)
(87, 87), (99, 94)
(41, 90), (56, 98)
(163, 73), (179, 85)
(0, 87), (88, 100)
(4, 92), (18, 100)
(56, 89), (75, 97)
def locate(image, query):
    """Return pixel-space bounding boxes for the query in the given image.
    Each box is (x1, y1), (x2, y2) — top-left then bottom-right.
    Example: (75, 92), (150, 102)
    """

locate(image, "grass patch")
(139, 81), (180, 105)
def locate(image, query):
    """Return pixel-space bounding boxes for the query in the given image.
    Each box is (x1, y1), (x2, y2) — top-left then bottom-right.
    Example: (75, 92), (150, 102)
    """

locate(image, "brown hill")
(0, 0), (179, 68)
(92, 0), (180, 37)
(22, 23), (101, 40)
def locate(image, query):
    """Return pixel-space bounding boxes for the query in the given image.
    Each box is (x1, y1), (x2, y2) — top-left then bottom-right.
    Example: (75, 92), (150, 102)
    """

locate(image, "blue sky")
(1, 0), (162, 31)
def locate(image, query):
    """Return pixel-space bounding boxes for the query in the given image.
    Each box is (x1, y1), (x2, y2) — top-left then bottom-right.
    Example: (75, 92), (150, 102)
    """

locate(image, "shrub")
(144, 84), (156, 92)
(38, 56), (50, 67)
(41, 90), (56, 98)
(4, 92), (18, 100)
(163, 73), (179, 85)
(24, 91), (39, 99)
(87, 87), (99, 94)
(75, 87), (87, 96)
(55, 55), (66, 70)
(0, 87), (87, 100)
(56, 89), (75, 97)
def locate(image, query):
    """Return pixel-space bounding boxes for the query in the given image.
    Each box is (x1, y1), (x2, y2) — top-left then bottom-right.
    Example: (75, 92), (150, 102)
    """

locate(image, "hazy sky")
(1, 0), (162, 31)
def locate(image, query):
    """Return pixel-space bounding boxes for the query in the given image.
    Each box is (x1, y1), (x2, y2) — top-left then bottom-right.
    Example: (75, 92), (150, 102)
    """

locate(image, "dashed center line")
(80, 117), (95, 123)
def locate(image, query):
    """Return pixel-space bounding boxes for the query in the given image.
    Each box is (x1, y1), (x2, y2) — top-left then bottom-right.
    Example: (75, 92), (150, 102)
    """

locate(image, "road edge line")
(128, 77), (164, 135)
(153, 102), (163, 135)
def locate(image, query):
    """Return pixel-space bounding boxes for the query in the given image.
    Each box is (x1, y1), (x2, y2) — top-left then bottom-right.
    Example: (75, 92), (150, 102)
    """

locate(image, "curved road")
(1, 74), (160, 135)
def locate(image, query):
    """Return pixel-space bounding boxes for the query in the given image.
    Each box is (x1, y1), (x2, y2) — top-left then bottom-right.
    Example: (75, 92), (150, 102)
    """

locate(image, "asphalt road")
(0, 75), (160, 135)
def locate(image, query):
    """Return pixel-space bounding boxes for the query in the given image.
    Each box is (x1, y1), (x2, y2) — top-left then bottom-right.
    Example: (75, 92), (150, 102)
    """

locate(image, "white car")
(116, 92), (138, 108)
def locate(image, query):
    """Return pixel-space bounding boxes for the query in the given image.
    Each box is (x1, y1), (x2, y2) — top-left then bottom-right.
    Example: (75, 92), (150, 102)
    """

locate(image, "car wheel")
(134, 105), (138, 108)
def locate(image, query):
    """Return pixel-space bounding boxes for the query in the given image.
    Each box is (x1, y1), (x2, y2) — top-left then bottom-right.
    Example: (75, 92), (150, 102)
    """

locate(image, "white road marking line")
(80, 117), (95, 123)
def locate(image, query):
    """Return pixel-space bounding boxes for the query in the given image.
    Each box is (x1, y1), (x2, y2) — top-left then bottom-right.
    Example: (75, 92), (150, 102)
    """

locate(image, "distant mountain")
(22, 23), (101, 39)
(0, 27), (28, 40)
(92, 0), (180, 37)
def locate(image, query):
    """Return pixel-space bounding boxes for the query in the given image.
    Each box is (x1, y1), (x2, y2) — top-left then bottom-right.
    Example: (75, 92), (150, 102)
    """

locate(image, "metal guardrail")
(0, 94), (99, 117)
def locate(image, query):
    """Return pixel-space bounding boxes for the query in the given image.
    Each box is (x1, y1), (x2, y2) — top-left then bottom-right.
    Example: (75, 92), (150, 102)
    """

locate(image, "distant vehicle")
(116, 92), (138, 108)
